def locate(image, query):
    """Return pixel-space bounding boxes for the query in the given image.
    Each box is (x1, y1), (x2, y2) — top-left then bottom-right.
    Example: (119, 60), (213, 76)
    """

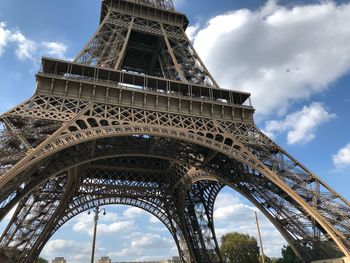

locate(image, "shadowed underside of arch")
(0, 0), (350, 262)
(0, 150), (224, 263)
(0, 131), (349, 262)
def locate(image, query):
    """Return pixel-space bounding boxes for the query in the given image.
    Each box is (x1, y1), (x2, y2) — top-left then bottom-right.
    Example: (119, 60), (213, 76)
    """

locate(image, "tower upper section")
(66, 0), (253, 109)
(100, 0), (188, 29)
(127, 0), (174, 10)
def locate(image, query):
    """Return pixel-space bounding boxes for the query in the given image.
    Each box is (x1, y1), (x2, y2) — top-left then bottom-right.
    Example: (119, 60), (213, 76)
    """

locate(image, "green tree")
(220, 232), (259, 263)
(279, 245), (302, 263)
(36, 257), (48, 263)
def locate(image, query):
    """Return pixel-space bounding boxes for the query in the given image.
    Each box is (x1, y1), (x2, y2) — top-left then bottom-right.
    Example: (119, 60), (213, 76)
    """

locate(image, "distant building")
(98, 257), (112, 263)
(52, 257), (66, 263)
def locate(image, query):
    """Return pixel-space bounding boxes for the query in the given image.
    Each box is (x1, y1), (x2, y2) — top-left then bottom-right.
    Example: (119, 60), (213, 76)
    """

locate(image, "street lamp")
(255, 211), (265, 263)
(89, 206), (106, 263)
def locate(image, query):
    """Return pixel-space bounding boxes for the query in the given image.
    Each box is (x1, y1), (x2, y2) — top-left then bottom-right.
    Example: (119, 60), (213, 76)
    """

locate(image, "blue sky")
(1, 0), (350, 262)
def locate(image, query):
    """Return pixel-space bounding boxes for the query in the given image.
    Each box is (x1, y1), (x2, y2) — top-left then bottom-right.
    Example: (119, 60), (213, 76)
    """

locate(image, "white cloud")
(260, 0), (279, 17)
(4, 204), (17, 221)
(107, 233), (174, 260)
(108, 247), (136, 258)
(131, 233), (172, 249)
(72, 218), (93, 235)
(0, 22), (11, 56)
(186, 24), (200, 42)
(98, 221), (135, 235)
(149, 215), (161, 224)
(44, 239), (79, 254)
(214, 192), (242, 207)
(0, 21), (68, 62)
(39, 206), (177, 262)
(72, 212), (133, 236)
(333, 143), (350, 168)
(214, 202), (254, 220)
(192, 1), (350, 116)
(0, 22), (35, 60)
(214, 190), (287, 258)
(173, 0), (185, 9)
(263, 102), (335, 144)
(123, 207), (147, 218)
(40, 239), (91, 263)
(42, 41), (67, 58)
(15, 37), (36, 61)
(73, 219), (134, 236)
(0, 204), (18, 234)
(214, 192), (257, 225)
(102, 211), (119, 222)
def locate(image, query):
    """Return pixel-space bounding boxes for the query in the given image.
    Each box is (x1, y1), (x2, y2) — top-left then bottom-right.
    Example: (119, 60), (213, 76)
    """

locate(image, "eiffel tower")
(0, 0), (349, 262)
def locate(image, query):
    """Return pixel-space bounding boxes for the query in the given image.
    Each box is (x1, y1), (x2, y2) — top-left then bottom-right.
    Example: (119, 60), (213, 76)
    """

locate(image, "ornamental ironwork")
(0, 0), (349, 262)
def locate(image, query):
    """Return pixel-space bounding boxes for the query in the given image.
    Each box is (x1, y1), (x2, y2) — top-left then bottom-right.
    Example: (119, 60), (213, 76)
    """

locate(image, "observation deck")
(38, 58), (255, 123)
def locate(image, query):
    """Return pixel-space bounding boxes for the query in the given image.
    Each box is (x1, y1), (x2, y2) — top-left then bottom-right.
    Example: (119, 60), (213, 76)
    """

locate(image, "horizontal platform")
(101, 0), (189, 29)
(41, 58), (252, 106)
(37, 58), (255, 122)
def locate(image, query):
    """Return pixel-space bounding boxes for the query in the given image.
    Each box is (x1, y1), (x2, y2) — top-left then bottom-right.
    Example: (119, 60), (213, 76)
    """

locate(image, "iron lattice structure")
(0, 0), (349, 262)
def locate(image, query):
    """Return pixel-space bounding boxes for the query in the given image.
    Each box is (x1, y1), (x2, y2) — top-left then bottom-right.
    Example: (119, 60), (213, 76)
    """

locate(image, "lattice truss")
(75, 13), (132, 68)
(0, 144), (223, 263)
(0, 0), (350, 262)
(184, 180), (223, 263)
(0, 94), (349, 262)
(75, 6), (217, 87)
(131, 0), (175, 10)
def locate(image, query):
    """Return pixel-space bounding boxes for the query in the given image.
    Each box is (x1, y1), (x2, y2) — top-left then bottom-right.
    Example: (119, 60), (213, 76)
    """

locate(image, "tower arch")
(0, 0), (349, 262)
(0, 132), (349, 262)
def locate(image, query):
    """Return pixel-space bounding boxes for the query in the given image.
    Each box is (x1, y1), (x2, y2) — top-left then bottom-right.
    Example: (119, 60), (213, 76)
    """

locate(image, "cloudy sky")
(1, 0), (350, 262)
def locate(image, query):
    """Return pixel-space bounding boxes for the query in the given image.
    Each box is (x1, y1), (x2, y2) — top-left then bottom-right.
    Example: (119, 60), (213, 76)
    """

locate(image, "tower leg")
(0, 173), (73, 263)
(181, 180), (223, 263)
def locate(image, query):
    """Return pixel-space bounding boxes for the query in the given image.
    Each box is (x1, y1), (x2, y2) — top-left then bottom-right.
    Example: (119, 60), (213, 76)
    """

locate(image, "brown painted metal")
(0, 0), (349, 262)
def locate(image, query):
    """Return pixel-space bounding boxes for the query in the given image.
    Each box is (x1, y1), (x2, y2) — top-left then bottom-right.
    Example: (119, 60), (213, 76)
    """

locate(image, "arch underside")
(0, 150), (223, 263)
(0, 98), (349, 262)
(1, 0), (349, 261)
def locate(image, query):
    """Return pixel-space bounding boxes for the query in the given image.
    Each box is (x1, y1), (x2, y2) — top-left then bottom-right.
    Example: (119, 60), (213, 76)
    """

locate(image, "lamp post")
(255, 211), (265, 263)
(89, 206), (106, 263)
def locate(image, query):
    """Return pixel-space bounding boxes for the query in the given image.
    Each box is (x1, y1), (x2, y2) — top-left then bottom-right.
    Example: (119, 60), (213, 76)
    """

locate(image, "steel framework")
(0, 0), (349, 262)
